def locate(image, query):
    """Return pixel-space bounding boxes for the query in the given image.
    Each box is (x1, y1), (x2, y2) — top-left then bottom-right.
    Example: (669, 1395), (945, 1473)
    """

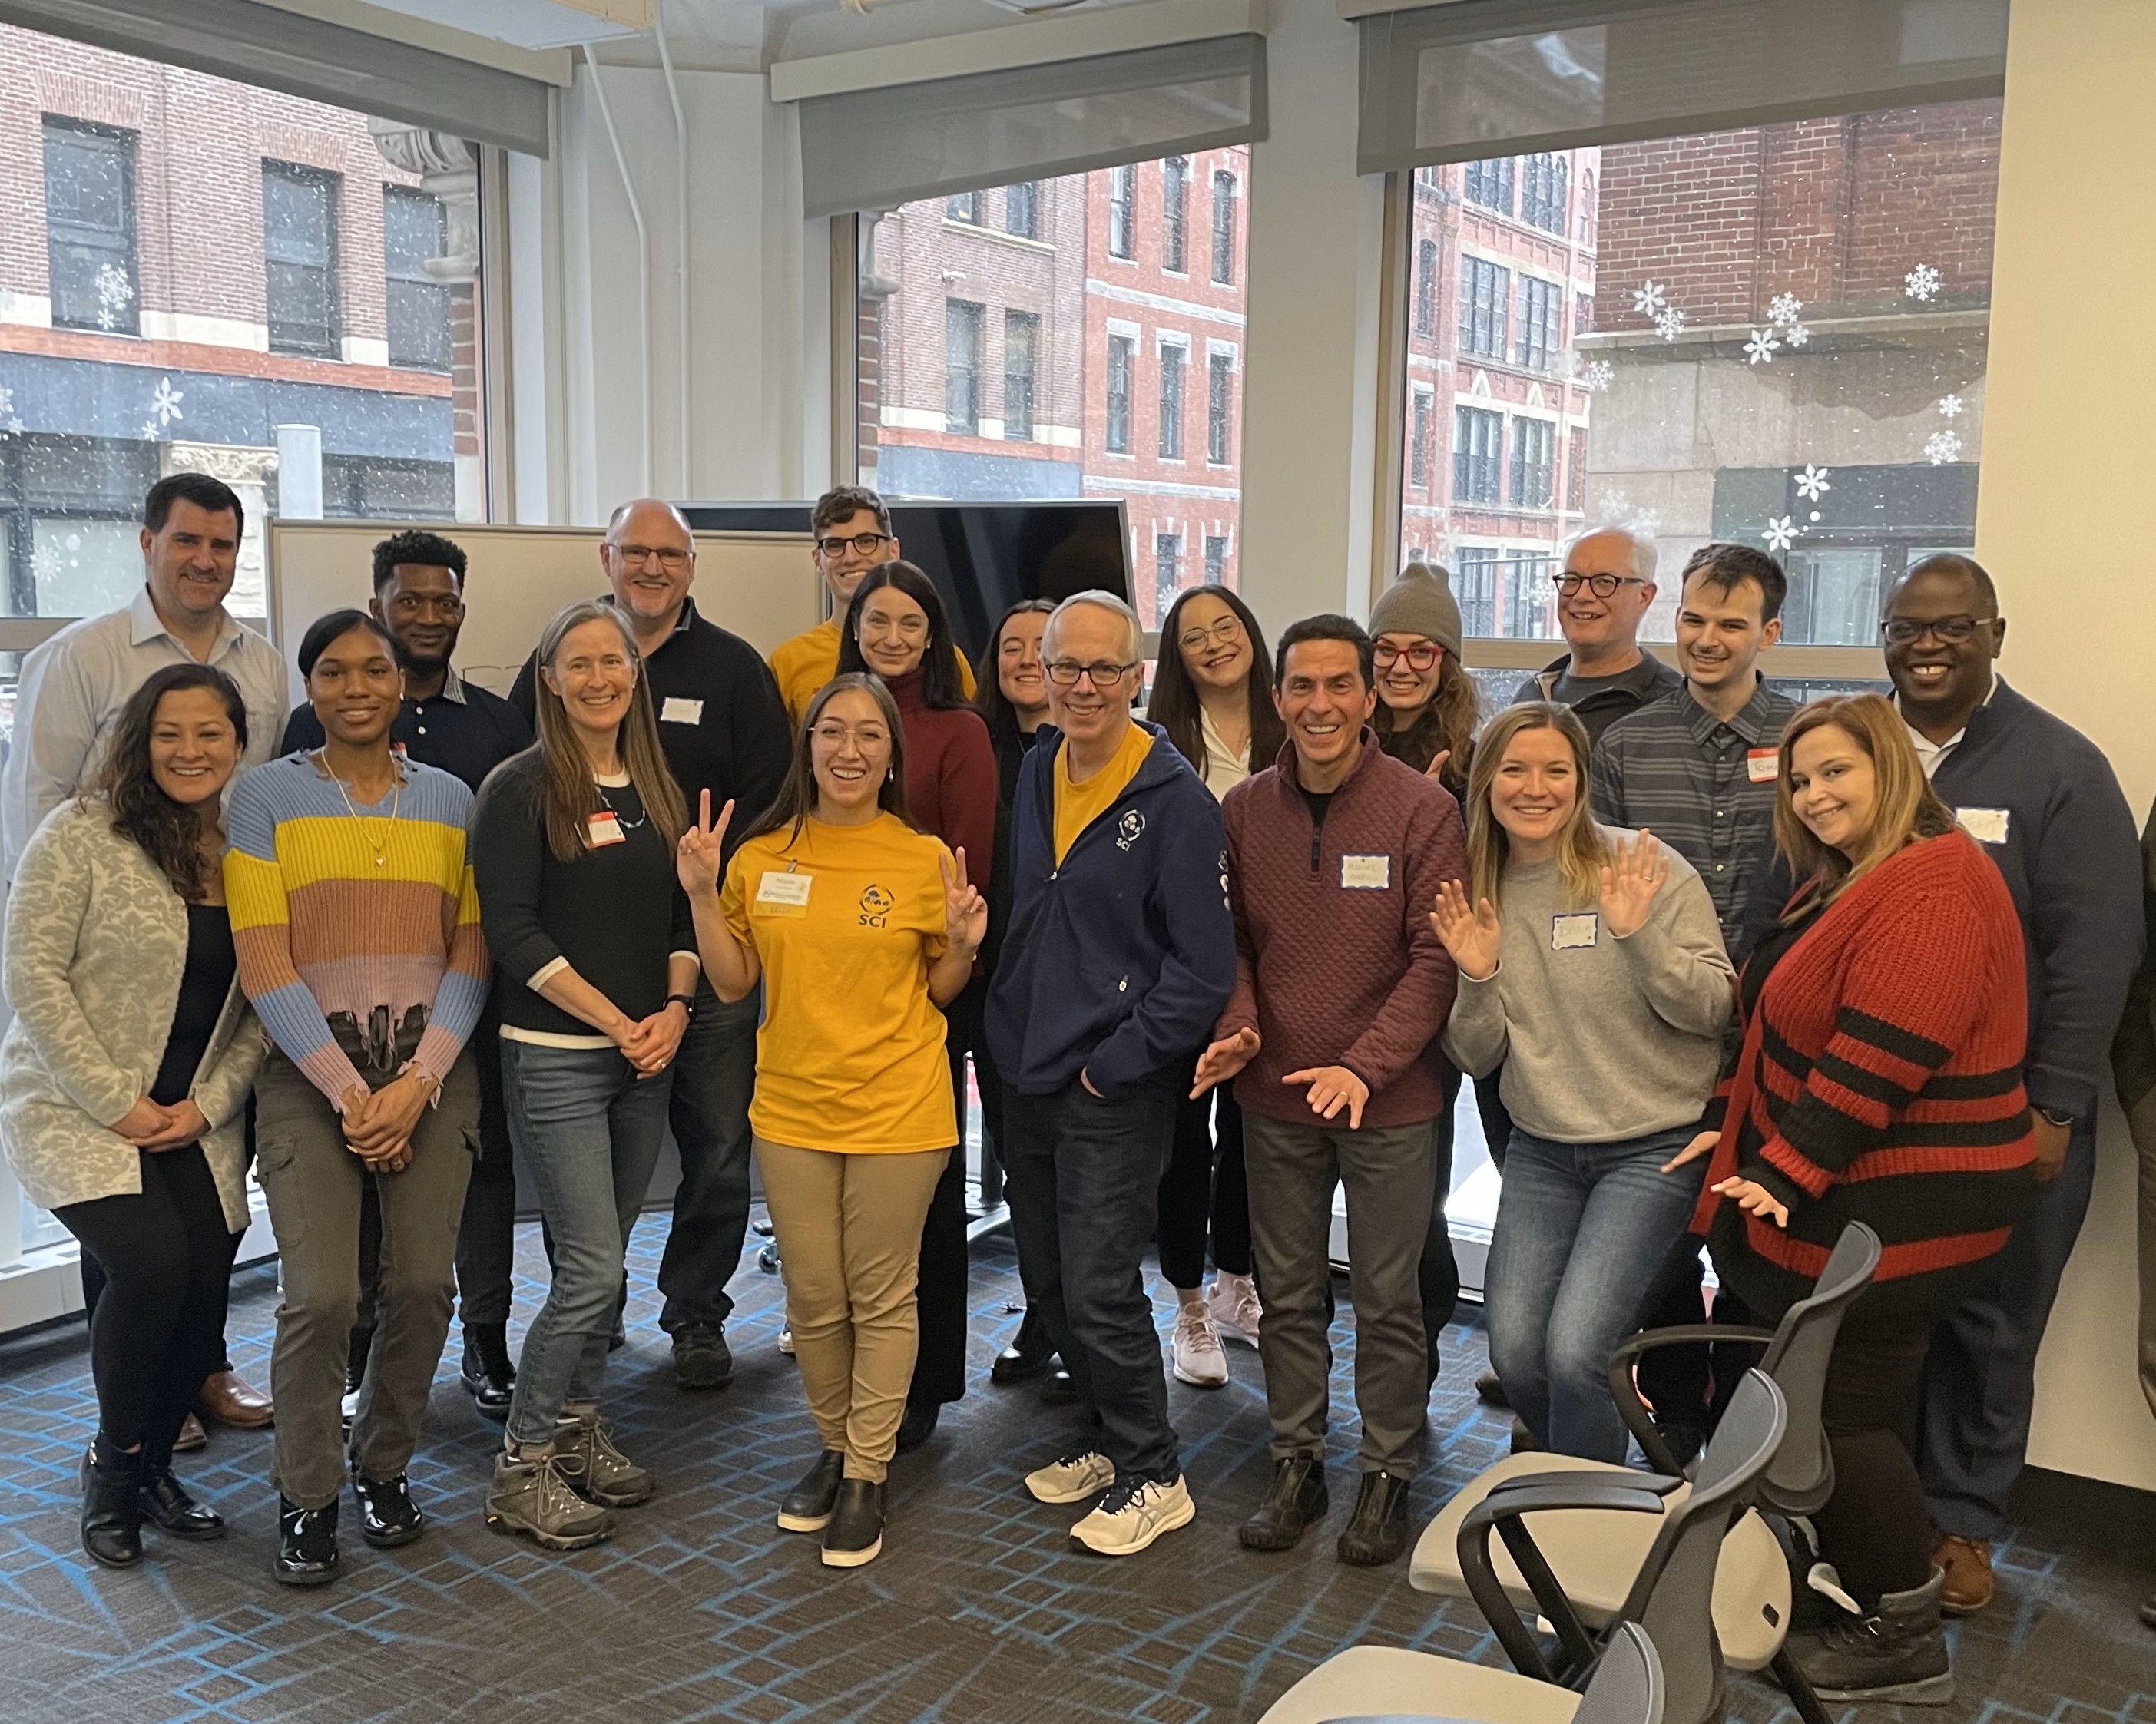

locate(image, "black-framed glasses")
(1044, 658), (1139, 687)
(1176, 617), (1244, 654)
(1881, 614), (1995, 646)
(609, 543), (691, 571)
(1554, 573), (1645, 599)
(1373, 640), (1441, 670)
(814, 531), (896, 558)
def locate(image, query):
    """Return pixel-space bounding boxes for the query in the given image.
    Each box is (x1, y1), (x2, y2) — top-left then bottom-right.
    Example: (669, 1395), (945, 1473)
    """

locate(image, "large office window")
(1452, 406), (1502, 504)
(1515, 276), (1561, 373)
(1005, 181), (1038, 240)
(383, 186), (451, 372)
(1108, 165), (1134, 260)
(42, 120), (139, 335)
(1210, 171), (1237, 285)
(263, 161), (341, 357)
(944, 298), (983, 433)
(1162, 157), (1187, 273)
(1158, 342), (1186, 460)
(1003, 311), (1038, 442)
(1458, 256), (1508, 359)
(1207, 350), (1233, 465)
(1510, 416), (1555, 508)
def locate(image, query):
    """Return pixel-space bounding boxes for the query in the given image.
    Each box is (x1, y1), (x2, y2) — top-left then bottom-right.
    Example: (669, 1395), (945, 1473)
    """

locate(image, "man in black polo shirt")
(1513, 525), (1684, 743)
(281, 529), (532, 1420)
(510, 499), (791, 1391)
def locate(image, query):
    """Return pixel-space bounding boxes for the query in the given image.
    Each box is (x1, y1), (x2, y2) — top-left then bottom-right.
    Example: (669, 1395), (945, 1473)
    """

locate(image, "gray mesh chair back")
(1752, 1223), (1879, 1517)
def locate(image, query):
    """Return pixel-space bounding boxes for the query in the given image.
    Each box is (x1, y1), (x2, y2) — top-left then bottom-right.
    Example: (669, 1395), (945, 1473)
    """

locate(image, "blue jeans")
(500, 1041), (674, 1447)
(1485, 1124), (1704, 1464)
(657, 981), (760, 1333)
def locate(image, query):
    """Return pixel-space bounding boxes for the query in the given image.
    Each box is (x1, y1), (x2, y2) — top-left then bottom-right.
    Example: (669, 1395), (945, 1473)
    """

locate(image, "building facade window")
(1415, 238), (1439, 337)
(1567, 425), (1588, 512)
(1158, 342), (1186, 459)
(1522, 153), (1569, 234)
(1453, 405), (1502, 504)
(1154, 531), (1182, 617)
(42, 119), (138, 336)
(1510, 416), (1555, 508)
(1207, 351), (1233, 464)
(1106, 333), (1134, 453)
(1002, 310), (1038, 441)
(944, 298), (983, 433)
(1409, 389), (1432, 489)
(262, 160), (341, 357)
(1455, 547), (1499, 636)
(1108, 165), (1134, 259)
(1004, 181), (1038, 239)
(1162, 157), (1187, 273)
(1210, 171), (1237, 284)
(1505, 552), (1554, 637)
(383, 186), (450, 372)
(1204, 534), (1227, 584)
(946, 189), (982, 223)
(1515, 276), (1561, 372)
(1462, 157), (1515, 214)
(1459, 256), (1509, 359)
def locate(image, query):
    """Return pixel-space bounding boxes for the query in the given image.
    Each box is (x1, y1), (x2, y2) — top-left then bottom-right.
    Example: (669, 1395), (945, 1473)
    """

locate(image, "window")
(944, 298), (983, 433)
(1522, 153), (1569, 234)
(1154, 532), (1182, 617)
(1575, 290), (1595, 337)
(1458, 256), (1509, 358)
(1003, 311), (1038, 441)
(1462, 157), (1515, 213)
(383, 186), (450, 372)
(42, 120), (138, 334)
(1453, 405), (1502, 503)
(1567, 425), (1588, 512)
(263, 160), (340, 356)
(1455, 548), (1499, 636)
(1409, 389), (1432, 489)
(1515, 276), (1561, 372)
(1504, 552), (1554, 637)
(1106, 333), (1134, 453)
(1207, 351), (1234, 464)
(1204, 534), (1227, 584)
(1005, 181), (1038, 239)
(1158, 342), (1186, 459)
(1108, 165), (1134, 259)
(946, 189), (982, 223)
(1415, 238), (1439, 337)
(1510, 417), (1555, 508)
(1211, 171), (1237, 283)
(1162, 157), (1187, 272)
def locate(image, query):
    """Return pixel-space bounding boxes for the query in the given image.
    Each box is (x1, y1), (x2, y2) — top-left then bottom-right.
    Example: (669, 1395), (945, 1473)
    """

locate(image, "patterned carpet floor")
(1, 1220), (2152, 1724)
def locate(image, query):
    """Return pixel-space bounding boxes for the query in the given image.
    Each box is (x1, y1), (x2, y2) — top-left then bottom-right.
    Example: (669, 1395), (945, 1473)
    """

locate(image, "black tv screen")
(677, 499), (1130, 666)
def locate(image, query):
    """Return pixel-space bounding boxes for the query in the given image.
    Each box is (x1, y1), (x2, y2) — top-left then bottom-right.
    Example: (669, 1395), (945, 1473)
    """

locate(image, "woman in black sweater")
(472, 601), (697, 1553)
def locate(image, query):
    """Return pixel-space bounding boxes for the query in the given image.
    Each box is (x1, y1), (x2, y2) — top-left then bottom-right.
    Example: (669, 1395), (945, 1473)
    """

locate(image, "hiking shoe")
(1932, 1533), (1994, 1615)
(1171, 1308), (1227, 1388)
(1025, 1448), (1115, 1504)
(1790, 1570), (1954, 1704)
(1239, 1454), (1327, 1553)
(671, 1322), (734, 1390)
(1070, 1473), (1195, 1557)
(485, 1448), (612, 1550)
(555, 1407), (654, 1507)
(1336, 1468), (1412, 1567)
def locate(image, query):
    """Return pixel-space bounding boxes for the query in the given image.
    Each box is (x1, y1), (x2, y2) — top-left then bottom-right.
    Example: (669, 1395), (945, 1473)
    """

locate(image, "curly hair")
(371, 528), (468, 590)
(92, 663), (249, 902)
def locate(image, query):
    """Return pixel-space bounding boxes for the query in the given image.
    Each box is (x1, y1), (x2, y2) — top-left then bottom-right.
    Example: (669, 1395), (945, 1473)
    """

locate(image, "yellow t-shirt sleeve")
(719, 849), (756, 951)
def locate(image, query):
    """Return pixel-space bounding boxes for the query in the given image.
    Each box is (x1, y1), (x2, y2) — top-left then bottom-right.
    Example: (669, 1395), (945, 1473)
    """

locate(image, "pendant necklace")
(321, 751), (402, 867)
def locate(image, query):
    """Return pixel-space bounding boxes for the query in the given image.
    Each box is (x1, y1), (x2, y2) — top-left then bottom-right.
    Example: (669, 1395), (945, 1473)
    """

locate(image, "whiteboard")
(267, 521), (820, 696)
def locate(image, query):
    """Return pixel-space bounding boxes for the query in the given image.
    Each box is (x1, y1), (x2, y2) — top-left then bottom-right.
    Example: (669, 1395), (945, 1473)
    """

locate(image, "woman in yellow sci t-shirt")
(676, 672), (985, 1570)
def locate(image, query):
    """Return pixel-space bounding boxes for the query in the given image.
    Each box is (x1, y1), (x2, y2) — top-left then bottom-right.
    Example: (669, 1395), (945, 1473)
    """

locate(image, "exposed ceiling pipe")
(654, 2), (693, 498)
(581, 39), (654, 497)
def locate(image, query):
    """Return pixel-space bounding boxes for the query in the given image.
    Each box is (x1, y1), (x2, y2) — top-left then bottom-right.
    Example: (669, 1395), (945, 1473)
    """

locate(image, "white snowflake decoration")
(1795, 464), (1833, 502)
(139, 419), (161, 441)
(1767, 293), (1803, 328)
(1783, 323), (1810, 349)
(1761, 515), (1801, 554)
(1924, 430), (1962, 465)
(1583, 359), (1614, 392)
(1905, 263), (1942, 303)
(1631, 281), (1668, 318)
(149, 376), (184, 427)
(93, 262), (134, 331)
(1937, 393), (1964, 419)
(1654, 308), (1687, 342)
(28, 541), (63, 587)
(1744, 329), (1781, 366)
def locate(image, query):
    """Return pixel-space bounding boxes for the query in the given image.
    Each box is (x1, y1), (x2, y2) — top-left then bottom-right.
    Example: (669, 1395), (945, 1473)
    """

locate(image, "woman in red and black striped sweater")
(1689, 693), (2035, 1706)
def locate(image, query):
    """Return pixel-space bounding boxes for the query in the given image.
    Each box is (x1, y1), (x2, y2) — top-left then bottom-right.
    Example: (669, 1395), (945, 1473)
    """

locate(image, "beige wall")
(1978, 0), (2156, 1491)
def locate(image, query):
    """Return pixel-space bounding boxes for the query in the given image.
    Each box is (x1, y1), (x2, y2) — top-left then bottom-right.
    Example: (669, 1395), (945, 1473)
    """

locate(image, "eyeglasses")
(1373, 640), (1441, 671)
(1044, 659), (1139, 687)
(810, 723), (890, 749)
(386, 592), (465, 620)
(1554, 573), (1646, 599)
(609, 543), (691, 571)
(1881, 614), (1995, 646)
(815, 531), (895, 558)
(1177, 617), (1244, 654)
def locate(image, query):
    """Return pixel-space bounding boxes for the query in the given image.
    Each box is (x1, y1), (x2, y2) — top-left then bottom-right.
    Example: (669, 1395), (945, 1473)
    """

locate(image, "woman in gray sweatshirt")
(1434, 703), (1734, 1463)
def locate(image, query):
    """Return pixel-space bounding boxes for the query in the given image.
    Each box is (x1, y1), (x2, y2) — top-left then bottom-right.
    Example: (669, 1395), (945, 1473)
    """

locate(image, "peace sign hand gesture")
(1598, 829), (1671, 940)
(675, 789), (734, 896)
(941, 846), (987, 954)
(1430, 878), (1502, 981)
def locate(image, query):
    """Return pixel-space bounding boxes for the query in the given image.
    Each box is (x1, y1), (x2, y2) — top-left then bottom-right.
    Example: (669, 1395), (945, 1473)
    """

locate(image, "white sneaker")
(1025, 1448), (1115, 1504)
(1070, 1474), (1196, 1557)
(1208, 1273), (1263, 1345)
(339, 1385), (360, 1428)
(777, 1326), (795, 1357)
(1171, 1307), (1228, 1388)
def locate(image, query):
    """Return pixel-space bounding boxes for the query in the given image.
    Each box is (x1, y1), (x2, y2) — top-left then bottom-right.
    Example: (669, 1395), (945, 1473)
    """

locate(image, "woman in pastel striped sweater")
(226, 610), (487, 1588)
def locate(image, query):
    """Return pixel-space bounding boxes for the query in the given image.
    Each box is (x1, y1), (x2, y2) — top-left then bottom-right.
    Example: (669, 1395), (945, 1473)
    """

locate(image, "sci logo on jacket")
(1115, 809), (1146, 850)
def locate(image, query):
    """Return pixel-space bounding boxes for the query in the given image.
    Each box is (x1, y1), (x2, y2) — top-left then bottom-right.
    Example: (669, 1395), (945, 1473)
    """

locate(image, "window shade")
(798, 35), (1266, 220)
(1357, 0), (2008, 175)
(0, 0), (553, 157)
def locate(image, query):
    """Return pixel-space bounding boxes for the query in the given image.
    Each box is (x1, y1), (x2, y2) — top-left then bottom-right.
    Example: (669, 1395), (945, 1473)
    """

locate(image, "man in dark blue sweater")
(988, 590), (1234, 1559)
(1878, 556), (2144, 1617)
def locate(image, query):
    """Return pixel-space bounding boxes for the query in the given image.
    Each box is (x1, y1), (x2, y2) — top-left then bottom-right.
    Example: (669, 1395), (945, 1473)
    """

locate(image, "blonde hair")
(1773, 694), (1956, 902)
(530, 602), (688, 863)
(1464, 703), (1611, 909)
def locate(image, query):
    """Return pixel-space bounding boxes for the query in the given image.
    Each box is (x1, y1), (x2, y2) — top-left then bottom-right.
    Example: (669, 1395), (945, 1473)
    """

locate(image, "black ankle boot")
(275, 1495), (340, 1586)
(460, 1323), (516, 1421)
(777, 1451), (846, 1534)
(136, 1466), (225, 1540)
(820, 1478), (885, 1568)
(1239, 1454), (1328, 1552)
(1789, 1570), (1953, 1704)
(81, 1440), (144, 1569)
(1336, 1468), (1413, 1567)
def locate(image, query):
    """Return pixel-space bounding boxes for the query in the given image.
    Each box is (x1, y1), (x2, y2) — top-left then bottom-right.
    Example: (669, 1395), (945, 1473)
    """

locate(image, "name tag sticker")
(1552, 912), (1600, 951)
(1956, 806), (2010, 845)
(661, 696), (704, 726)
(1746, 748), (1779, 784)
(755, 871), (813, 917)
(1340, 854), (1391, 890)
(586, 811), (626, 847)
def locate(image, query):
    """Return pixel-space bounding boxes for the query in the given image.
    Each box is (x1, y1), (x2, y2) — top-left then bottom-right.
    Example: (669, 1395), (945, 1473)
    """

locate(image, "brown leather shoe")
(172, 1412), (208, 1453)
(197, 1369), (274, 1429)
(1932, 1533), (1993, 1615)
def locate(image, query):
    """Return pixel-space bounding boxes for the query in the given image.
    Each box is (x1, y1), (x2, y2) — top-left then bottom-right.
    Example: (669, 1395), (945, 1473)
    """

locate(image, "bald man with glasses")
(1514, 527), (1682, 744)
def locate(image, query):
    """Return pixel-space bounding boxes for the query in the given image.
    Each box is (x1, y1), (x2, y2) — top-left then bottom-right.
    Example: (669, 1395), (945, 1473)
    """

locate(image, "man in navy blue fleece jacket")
(988, 591), (1234, 1559)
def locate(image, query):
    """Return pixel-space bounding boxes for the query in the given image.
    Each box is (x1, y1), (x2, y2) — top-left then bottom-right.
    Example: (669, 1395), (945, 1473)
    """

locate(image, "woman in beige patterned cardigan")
(0, 663), (263, 1570)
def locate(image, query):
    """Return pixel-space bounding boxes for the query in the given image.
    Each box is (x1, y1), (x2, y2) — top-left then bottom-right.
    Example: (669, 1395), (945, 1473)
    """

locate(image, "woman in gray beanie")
(1369, 562), (1479, 799)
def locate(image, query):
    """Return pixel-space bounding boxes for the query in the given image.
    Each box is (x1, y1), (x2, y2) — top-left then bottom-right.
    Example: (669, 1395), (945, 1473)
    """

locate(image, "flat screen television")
(677, 499), (1130, 667)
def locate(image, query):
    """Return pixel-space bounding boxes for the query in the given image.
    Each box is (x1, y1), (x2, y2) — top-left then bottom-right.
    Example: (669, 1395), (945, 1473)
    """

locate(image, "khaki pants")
(756, 1137), (950, 1483)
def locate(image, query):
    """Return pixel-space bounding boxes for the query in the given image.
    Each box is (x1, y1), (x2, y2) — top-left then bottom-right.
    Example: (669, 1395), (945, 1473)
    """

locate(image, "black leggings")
(1810, 1309), (1949, 1612)
(55, 1144), (234, 1469)
(1157, 1078), (1250, 1289)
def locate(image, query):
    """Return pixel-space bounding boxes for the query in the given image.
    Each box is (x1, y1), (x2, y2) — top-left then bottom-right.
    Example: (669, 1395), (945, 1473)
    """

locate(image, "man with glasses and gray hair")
(988, 589), (1234, 1557)
(1515, 525), (1682, 743)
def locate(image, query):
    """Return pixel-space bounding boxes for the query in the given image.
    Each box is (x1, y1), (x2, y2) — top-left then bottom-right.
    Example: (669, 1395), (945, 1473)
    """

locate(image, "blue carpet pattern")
(1, 1219), (2151, 1723)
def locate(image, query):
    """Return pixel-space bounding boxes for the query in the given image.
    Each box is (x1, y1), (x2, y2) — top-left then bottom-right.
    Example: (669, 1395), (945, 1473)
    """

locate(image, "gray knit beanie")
(1369, 561), (1463, 660)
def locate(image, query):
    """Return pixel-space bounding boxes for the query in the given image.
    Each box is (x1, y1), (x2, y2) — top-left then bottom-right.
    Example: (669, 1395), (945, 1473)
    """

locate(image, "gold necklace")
(320, 751), (402, 868)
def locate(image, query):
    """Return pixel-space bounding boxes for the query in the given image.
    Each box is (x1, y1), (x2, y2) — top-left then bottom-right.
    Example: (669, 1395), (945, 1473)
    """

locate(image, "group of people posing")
(4, 475), (2151, 1708)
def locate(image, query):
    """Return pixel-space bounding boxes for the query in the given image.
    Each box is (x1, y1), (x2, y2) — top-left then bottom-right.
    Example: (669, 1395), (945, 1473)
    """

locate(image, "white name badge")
(755, 870), (813, 917)
(1340, 854), (1391, 890)
(1955, 806), (2010, 845)
(1746, 747), (1779, 784)
(661, 696), (704, 726)
(1552, 912), (1600, 951)
(586, 811), (626, 847)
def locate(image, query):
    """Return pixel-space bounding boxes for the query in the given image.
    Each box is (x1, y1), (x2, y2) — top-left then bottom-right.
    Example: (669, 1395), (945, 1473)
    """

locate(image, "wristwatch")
(666, 992), (698, 1020)
(2036, 1107), (2075, 1130)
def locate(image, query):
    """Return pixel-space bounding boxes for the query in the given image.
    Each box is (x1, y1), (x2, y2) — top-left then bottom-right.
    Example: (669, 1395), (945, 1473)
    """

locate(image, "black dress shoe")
(820, 1478), (885, 1568)
(276, 1495), (340, 1586)
(137, 1467), (225, 1540)
(1336, 1469), (1412, 1567)
(992, 1312), (1055, 1385)
(1475, 1368), (1509, 1408)
(1239, 1454), (1328, 1553)
(460, 1324), (516, 1421)
(1038, 1362), (1078, 1407)
(895, 1401), (941, 1454)
(81, 1442), (144, 1569)
(671, 1322), (734, 1390)
(777, 1450), (846, 1533)
(351, 1472), (425, 1548)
